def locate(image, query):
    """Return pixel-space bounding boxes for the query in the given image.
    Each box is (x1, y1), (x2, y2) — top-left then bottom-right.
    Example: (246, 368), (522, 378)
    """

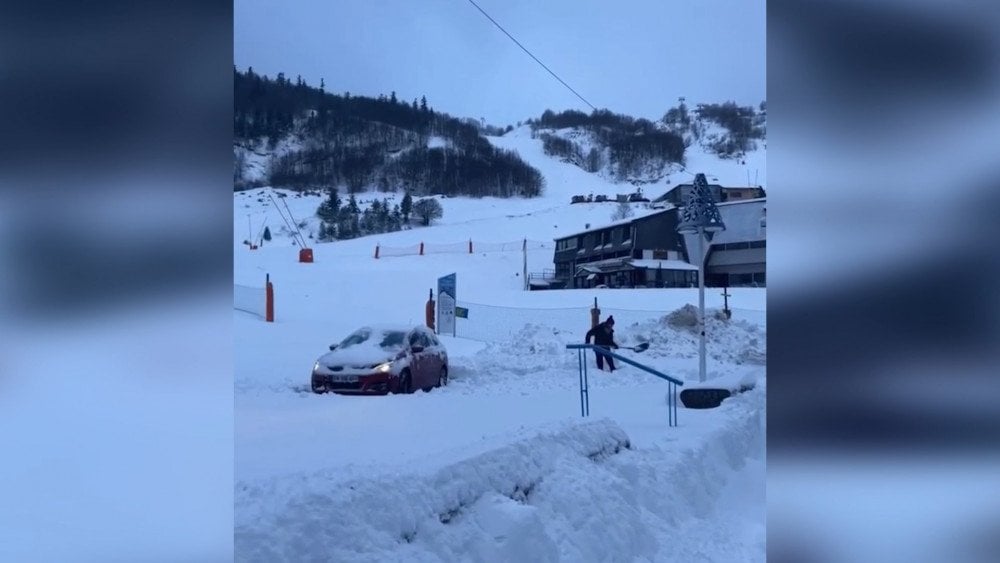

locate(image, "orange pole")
(590, 297), (600, 329)
(265, 277), (274, 323)
(419, 242), (424, 256)
(374, 245), (380, 259)
(469, 239), (473, 254)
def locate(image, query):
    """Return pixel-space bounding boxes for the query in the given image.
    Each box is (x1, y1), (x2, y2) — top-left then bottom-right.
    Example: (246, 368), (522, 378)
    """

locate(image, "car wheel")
(438, 365), (448, 388)
(311, 378), (326, 394)
(398, 369), (413, 394)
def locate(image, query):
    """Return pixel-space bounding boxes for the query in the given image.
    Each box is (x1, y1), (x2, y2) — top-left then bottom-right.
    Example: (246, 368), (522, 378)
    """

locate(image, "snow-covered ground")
(234, 128), (765, 561)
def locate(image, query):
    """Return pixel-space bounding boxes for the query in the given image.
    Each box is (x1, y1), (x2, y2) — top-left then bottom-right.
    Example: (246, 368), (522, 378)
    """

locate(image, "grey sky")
(235, 0), (765, 126)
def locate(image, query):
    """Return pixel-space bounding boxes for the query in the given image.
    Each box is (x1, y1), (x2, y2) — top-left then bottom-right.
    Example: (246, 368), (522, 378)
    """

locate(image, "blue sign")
(437, 273), (456, 301)
(437, 273), (457, 336)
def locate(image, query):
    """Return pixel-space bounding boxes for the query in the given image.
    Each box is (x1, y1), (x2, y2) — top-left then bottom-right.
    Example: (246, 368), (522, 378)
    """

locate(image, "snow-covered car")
(311, 324), (449, 395)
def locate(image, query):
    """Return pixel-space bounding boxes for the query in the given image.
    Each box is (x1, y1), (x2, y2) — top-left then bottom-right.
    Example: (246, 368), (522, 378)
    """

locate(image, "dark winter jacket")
(586, 322), (617, 348)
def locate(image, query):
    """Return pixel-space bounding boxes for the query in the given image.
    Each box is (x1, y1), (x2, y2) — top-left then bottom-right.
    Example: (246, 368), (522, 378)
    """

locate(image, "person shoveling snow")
(585, 315), (620, 372)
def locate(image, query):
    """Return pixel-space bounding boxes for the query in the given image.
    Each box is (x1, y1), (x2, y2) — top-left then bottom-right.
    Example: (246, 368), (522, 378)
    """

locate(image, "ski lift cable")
(465, 0), (596, 112)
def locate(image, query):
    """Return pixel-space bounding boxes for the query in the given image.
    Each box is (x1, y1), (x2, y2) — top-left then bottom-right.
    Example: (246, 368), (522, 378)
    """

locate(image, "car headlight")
(313, 361), (321, 373)
(375, 362), (391, 373)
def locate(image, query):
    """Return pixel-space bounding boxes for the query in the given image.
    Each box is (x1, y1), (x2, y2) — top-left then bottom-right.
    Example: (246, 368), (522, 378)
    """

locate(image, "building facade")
(547, 198), (766, 290)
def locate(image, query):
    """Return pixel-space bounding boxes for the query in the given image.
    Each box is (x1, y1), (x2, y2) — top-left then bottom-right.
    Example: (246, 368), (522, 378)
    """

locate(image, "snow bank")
(235, 418), (631, 562)
(235, 390), (765, 562)
(451, 304), (765, 392)
(613, 304), (766, 367)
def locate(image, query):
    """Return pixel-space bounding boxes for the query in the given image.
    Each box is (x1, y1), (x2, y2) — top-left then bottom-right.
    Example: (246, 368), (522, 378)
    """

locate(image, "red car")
(311, 324), (449, 395)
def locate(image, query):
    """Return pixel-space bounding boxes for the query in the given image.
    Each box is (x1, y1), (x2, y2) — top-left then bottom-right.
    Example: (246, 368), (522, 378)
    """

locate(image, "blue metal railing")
(566, 344), (684, 427)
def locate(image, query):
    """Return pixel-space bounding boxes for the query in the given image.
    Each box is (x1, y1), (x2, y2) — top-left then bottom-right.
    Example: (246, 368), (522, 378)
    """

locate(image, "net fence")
(376, 239), (550, 258)
(454, 301), (590, 343)
(234, 283), (266, 319)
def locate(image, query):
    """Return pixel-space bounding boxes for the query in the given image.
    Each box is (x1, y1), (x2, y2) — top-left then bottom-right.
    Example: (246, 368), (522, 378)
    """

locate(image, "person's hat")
(606, 315), (615, 324)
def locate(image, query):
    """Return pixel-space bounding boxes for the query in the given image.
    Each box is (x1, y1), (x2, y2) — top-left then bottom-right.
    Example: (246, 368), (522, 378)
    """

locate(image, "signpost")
(437, 273), (457, 336)
(676, 173), (726, 383)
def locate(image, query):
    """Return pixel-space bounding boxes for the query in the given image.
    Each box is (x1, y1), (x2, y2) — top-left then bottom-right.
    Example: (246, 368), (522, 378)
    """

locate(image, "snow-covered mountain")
(234, 69), (765, 201)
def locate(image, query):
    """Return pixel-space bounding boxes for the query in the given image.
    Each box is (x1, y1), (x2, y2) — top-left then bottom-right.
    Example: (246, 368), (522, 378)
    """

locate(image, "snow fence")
(235, 392), (765, 562)
(234, 277), (273, 322)
(375, 238), (550, 258)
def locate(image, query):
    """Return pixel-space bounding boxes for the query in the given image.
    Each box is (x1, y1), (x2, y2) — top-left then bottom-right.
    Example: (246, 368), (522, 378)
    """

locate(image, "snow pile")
(455, 323), (581, 388)
(235, 418), (632, 562)
(613, 305), (766, 367)
(235, 391), (765, 562)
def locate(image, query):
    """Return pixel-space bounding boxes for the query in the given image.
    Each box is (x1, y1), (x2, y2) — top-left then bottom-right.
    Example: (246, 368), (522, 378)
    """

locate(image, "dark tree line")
(538, 133), (603, 173)
(383, 146), (543, 198)
(234, 67), (544, 198)
(684, 102), (767, 157)
(533, 108), (685, 180)
(315, 186), (413, 241)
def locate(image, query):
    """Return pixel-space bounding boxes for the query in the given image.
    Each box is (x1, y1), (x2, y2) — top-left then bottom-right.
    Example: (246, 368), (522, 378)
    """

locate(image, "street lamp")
(676, 173), (726, 383)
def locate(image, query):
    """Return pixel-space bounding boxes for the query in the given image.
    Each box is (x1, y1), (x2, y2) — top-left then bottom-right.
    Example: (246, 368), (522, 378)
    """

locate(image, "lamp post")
(676, 173), (726, 383)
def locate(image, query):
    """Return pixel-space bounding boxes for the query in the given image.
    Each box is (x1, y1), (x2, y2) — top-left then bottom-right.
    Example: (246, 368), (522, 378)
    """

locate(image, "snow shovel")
(617, 342), (649, 353)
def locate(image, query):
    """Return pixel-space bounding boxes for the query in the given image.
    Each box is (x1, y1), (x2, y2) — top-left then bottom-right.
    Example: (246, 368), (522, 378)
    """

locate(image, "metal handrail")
(566, 343), (683, 427)
(565, 344), (684, 386)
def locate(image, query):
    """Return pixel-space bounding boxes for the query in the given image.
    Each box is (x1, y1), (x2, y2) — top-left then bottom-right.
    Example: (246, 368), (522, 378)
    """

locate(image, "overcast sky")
(235, 0), (765, 126)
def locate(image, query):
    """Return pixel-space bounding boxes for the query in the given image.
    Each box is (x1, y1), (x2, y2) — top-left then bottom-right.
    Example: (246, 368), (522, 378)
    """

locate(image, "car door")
(426, 332), (445, 376)
(414, 331), (438, 388)
(406, 329), (425, 387)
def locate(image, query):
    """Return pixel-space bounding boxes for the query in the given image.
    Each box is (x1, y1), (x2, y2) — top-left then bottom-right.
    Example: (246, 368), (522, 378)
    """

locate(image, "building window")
(557, 238), (579, 251)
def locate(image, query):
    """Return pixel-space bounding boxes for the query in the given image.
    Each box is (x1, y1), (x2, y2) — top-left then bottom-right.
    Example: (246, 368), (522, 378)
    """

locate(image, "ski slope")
(234, 127), (766, 561)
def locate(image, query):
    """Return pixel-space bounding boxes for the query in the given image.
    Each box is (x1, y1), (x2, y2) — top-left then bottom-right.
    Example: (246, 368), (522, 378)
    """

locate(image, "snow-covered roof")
(710, 198), (766, 245)
(629, 259), (698, 271)
(555, 208), (668, 240)
(678, 198), (765, 262)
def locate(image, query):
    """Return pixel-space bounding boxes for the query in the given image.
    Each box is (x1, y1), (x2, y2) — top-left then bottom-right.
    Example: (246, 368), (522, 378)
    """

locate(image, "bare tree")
(413, 198), (444, 226)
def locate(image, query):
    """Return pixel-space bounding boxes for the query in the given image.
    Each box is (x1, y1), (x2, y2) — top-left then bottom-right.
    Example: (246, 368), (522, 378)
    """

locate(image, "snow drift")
(235, 389), (764, 562)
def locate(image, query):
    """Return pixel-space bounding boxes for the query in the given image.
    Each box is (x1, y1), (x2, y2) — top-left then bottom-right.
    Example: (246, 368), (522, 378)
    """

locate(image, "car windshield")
(338, 328), (406, 351)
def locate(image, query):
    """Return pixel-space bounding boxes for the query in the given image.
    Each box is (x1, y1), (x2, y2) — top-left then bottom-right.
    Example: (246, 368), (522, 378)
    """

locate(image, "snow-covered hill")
(235, 118), (766, 257)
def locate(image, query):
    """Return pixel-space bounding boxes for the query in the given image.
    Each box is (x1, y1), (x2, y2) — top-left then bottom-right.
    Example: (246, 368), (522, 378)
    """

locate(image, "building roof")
(554, 207), (670, 241)
(679, 198), (766, 261)
(709, 198), (766, 245)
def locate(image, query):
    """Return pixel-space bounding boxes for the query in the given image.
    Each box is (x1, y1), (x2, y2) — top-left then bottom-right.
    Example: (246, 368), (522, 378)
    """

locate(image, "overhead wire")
(465, 0), (597, 112)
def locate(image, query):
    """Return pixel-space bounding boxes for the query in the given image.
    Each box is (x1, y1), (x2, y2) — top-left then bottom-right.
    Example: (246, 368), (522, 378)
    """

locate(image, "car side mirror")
(329, 344), (338, 351)
(410, 345), (424, 354)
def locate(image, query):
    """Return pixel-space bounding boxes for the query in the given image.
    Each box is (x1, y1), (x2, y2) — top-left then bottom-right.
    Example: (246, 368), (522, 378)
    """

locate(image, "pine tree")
(337, 194), (361, 239)
(390, 91), (397, 104)
(391, 204), (403, 231)
(317, 187), (341, 223)
(361, 206), (374, 235)
(420, 95), (428, 112)
(401, 190), (413, 223)
(369, 200), (383, 233)
(378, 198), (392, 232)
